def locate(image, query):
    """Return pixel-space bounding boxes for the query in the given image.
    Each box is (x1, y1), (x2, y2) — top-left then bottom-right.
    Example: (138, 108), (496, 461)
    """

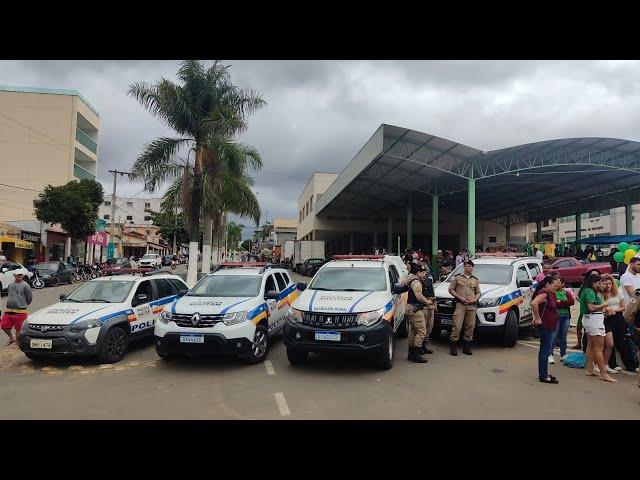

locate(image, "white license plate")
(315, 331), (341, 341)
(30, 339), (52, 349)
(180, 334), (204, 344)
(439, 316), (453, 326)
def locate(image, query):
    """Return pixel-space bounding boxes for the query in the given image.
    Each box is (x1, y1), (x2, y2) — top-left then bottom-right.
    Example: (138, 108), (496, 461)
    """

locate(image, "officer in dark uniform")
(420, 265), (436, 354)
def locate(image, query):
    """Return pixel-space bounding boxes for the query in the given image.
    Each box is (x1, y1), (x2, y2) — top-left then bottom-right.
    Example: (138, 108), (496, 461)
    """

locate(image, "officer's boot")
(450, 340), (458, 356)
(463, 341), (473, 355)
(408, 346), (428, 363)
(421, 339), (434, 354)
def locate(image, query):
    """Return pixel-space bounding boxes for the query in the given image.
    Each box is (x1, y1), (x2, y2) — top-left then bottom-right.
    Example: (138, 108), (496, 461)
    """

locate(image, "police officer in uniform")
(448, 260), (481, 356)
(418, 264), (436, 354)
(406, 263), (434, 363)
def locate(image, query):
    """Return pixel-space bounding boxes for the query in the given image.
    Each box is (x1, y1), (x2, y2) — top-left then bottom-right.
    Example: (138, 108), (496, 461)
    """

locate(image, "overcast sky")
(3, 60), (640, 238)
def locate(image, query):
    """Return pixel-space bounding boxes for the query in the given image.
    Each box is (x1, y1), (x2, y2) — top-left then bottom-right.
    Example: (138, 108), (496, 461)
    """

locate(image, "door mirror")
(517, 279), (533, 288)
(59, 293), (67, 301)
(133, 293), (149, 306)
(265, 290), (279, 300)
(296, 282), (307, 291)
(392, 282), (407, 295)
(177, 289), (188, 298)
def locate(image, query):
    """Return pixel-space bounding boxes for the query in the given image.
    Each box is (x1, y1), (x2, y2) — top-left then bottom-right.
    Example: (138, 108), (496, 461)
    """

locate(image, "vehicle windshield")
(63, 280), (134, 303)
(188, 275), (263, 297)
(445, 264), (513, 286)
(36, 262), (58, 271)
(142, 255), (158, 260)
(309, 267), (387, 292)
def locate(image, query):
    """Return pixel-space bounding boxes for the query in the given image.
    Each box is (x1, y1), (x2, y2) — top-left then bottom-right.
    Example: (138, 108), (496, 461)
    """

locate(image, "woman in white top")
(601, 274), (627, 372)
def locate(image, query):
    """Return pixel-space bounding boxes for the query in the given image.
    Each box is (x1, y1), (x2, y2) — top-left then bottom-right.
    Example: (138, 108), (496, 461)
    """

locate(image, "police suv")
(432, 255), (542, 347)
(155, 263), (297, 363)
(283, 255), (408, 370)
(18, 271), (188, 363)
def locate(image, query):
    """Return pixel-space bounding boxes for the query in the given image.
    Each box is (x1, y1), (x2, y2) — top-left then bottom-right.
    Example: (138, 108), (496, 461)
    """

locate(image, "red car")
(542, 257), (612, 286)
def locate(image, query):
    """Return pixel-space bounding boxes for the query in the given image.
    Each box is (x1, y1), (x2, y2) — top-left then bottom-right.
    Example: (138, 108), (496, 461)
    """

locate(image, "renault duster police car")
(154, 263), (298, 363)
(18, 272), (188, 363)
(432, 255), (542, 347)
(283, 255), (408, 370)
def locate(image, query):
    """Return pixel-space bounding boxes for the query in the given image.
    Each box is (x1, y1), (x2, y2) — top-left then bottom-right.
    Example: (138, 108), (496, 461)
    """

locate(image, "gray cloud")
(3, 60), (640, 238)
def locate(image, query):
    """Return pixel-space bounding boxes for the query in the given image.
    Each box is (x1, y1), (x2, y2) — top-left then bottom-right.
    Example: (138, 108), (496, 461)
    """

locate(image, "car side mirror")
(59, 293), (67, 301)
(392, 282), (407, 295)
(517, 279), (533, 288)
(177, 289), (188, 298)
(265, 290), (279, 300)
(296, 282), (307, 291)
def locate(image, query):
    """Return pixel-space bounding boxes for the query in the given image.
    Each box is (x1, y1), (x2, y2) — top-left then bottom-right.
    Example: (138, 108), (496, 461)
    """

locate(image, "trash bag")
(562, 351), (586, 369)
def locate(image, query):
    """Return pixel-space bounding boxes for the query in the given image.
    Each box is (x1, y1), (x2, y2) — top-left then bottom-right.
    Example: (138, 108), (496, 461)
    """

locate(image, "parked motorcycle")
(29, 269), (45, 289)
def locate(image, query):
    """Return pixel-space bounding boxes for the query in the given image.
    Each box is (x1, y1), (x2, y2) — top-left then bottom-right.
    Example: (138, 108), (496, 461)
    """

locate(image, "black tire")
(32, 278), (44, 289)
(397, 314), (409, 338)
(371, 327), (394, 370)
(155, 348), (175, 361)
(287, 348), (309, 365)
(96, 326), (129, 363)
(49, 276), (59, 287)
(243, 324), (269, 364)
(502, 309), (519, 347)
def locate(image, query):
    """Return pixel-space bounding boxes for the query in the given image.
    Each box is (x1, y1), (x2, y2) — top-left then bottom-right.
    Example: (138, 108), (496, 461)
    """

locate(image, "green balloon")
(613, 252), (624, 263)
(618, 242), (630, 252)
(632, 245), (639, 252)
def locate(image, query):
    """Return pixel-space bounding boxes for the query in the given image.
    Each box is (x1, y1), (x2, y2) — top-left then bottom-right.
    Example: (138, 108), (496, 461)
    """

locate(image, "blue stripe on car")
(247, 303), (267, 319)
(69, 306), (111, 324)
(384, 300), (393, 313)
(220, 297), (253, 314)
(348, 291), (375, 312)
(308, 289), (319, 310)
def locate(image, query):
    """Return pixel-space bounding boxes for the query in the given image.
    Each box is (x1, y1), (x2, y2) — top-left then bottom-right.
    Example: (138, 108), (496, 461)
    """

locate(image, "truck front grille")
(301, 312), (358, 329)
(172, 313), (223, 328)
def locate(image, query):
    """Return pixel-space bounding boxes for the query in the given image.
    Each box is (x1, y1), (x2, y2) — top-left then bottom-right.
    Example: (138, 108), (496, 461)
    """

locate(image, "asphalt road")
(1, 266), (640, 419)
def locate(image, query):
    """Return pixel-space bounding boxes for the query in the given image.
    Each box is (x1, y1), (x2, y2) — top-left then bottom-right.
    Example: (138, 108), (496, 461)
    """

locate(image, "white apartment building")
(99, 196), (161, 226)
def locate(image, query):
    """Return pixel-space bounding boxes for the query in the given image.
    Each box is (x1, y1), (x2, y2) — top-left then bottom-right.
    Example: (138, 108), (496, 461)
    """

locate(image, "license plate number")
(30, 339), (52, 349)
(180, 334), (204, 344)
(439, 315), (453, 326)
(315, 331), (341, 341)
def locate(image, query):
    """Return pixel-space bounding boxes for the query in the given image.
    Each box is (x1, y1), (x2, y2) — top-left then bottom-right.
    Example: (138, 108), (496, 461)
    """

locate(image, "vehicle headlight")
(356, 307), (386, 326)
(478, 297), (501, 308)
(70, 319), (101, 333)
(286, 307), (302, 323)
(160, 310), (172, 324)
(223, 311), (247, 326)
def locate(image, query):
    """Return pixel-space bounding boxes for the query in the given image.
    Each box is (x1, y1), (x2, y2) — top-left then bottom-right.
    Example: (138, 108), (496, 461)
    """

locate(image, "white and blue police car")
(283, 255), (408, 370)
(154, 263), (298, 363)
(18, 271), (188, 363)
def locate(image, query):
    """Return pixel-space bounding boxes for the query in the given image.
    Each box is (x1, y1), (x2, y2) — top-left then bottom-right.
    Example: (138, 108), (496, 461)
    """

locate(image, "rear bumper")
(283, 319), (390, 353)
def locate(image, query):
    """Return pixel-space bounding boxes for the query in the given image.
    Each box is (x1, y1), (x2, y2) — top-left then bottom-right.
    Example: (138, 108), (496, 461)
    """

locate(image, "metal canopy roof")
(315, 124), (640, 224)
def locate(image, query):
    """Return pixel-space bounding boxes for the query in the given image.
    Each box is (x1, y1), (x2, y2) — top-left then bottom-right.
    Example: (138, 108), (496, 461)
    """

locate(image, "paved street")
(1, 267), (640, 419)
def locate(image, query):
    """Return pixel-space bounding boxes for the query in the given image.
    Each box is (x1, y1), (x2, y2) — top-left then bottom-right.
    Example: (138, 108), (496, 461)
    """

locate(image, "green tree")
(226, 221), (244, 250)
(144, 208), (189, 253)
(128, 60), (265, 285)
(259, 221), (272, 242)
(33, 180), (104, 250)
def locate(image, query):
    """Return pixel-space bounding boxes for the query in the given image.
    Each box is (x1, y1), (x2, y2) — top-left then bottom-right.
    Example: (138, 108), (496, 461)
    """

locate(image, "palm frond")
(130, 137), (190, 191)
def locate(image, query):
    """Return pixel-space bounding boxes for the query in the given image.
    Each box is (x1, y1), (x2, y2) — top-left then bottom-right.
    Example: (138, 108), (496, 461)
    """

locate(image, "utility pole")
(173, 203), (178, 256)
(108, 169), (132, 259)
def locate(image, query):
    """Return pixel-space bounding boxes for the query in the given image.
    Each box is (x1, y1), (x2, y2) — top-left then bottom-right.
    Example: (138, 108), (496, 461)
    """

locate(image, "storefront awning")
(0, 236), (33, 249)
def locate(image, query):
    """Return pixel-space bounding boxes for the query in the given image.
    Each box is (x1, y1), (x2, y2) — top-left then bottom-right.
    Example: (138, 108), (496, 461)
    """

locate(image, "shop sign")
(21, 231), (41, 242)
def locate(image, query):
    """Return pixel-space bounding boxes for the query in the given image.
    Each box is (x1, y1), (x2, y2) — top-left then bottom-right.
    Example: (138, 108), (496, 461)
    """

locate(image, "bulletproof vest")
(422, 276), (435, 298)
(407, 278), (424, 306)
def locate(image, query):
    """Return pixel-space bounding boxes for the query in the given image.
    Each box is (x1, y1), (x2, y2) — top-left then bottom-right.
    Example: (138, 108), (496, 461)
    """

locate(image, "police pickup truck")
(155, 263), (298, 363)
(432, 255), (542, 347)
(283, 255), (408, 370)
(18, 271), (188, 363)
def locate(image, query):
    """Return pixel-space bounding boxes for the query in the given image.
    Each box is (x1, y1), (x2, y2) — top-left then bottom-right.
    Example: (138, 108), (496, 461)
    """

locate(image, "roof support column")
(505, 218), (511, 249)
(432, 193), (439, 275)
(387, 216), (393, 254)
(373, 229), (378, 252)
(575, 213), (582, 245)
(406, 192), (413, 250)
(536, 220), (542, 243)
(349, 232), (354, 254)
(467, 177), (476, 256)
(626, 189), (633, 235)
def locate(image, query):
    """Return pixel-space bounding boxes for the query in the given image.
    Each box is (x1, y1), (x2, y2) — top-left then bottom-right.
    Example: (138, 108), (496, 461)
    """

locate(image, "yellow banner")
(0, 236), (33, 249)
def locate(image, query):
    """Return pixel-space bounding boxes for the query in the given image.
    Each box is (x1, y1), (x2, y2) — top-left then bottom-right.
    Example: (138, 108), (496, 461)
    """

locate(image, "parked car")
(139, 254), (162, 269)
(162, 255), (176, 266)
(300, 258), (325, 277)
(19, 272), (189, 363)
(33, 261), (76, 286)
(106, 257), (132, 270)
(542, 257), (612, 286)
(0, 261), (34, 291)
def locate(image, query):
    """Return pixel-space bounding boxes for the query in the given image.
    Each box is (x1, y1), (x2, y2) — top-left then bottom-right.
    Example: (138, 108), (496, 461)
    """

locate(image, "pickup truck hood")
(169, 295), (259, 315)
(29, 303), (119, 325)
(292, 289), (391, 314)
(434, 282), (507, 299)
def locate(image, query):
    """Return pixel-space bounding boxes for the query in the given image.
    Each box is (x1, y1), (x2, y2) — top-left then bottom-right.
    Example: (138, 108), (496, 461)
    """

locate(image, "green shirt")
(579, 287), (601, 315)
(555, 289), (570, 315)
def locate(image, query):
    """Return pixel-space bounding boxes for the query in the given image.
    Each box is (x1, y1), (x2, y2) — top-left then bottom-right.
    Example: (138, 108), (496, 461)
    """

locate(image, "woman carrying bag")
(531, 276), (563, 384)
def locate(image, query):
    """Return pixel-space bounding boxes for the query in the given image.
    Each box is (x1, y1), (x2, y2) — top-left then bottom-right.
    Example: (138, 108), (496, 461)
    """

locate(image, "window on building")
(144, 216), (151, 221)
(126, 215), (133, 221)
(127, 202), (133, 207)
(310, 196), (313, 211)
(104, 214), (110, 220)
(145, 202), (151, 208)
(104, 201), (111, 206)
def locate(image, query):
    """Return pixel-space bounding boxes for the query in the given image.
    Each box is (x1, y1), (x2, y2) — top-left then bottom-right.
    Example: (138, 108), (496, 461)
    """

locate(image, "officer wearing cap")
(448, 260), (481, 356)
(405, 263), (434, 363)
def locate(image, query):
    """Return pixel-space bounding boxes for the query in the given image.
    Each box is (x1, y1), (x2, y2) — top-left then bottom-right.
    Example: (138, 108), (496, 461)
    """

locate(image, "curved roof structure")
(316, 124), (640, 225)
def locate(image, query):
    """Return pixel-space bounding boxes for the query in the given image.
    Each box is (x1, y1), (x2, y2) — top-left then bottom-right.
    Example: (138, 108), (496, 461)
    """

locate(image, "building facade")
(99, 195), (161, 226)
(270, 218), (297, 245)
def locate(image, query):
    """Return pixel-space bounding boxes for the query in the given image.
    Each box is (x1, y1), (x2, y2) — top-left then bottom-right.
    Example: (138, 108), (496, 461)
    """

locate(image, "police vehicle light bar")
(219, 262), (267, 268)
(332, 255), (385, 260)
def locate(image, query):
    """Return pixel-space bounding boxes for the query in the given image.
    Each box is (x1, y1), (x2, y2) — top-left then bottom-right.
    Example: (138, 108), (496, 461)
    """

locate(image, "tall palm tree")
(227, 221), (244, 250)
(128, 60), (265, 285)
